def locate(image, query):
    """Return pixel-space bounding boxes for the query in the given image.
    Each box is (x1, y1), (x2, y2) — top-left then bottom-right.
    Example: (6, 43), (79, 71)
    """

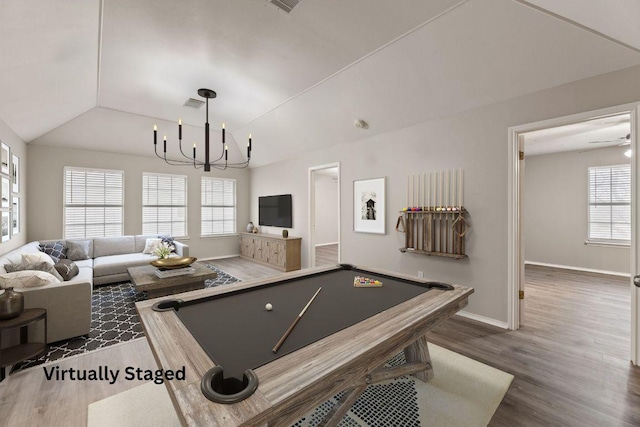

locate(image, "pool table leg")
(320, 385), (367, 427)
(403, 335), (434, 382)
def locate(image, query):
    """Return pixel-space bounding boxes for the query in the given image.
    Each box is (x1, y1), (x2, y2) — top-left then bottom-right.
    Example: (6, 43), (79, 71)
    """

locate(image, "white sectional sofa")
(0, 235), (188, 344)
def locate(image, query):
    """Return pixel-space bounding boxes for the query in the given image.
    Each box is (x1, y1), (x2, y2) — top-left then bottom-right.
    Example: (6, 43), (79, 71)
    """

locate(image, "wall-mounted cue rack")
(397, 169), (470, 259)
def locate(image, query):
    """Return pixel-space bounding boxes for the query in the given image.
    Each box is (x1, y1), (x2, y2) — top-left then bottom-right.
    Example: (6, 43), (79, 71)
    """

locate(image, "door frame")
(507, 102), (640, 363)
(308, 162), (341, 268)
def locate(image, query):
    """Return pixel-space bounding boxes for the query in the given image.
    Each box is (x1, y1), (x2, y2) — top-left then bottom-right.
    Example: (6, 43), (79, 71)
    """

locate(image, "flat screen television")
(259, 194), (292, 228)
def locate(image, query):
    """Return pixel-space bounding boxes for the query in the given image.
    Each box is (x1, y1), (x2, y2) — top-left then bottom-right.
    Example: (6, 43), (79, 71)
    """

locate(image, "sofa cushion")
(39, 241), (66, 263)
(5, 261), (64, 281)
(0, 242), (42, 273)
(22, 251), (55, 266)
(54, 259), (80, 281)
(93, 236), (136, 258)
(93, 253), (156, 277)
(0, 271), (61, 289)
(73, 259), (93, 269)
(66, 240), (91, 261)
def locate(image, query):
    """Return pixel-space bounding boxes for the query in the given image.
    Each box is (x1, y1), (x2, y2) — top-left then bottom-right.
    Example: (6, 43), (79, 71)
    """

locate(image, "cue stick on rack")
(273, 287), (322, 354)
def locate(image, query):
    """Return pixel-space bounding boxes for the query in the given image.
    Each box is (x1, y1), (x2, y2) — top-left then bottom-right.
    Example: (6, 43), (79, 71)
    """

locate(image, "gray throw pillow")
(66, 240), (90, 261)
(158, 235), (176, 253)
(54, 259), (79, 281)
(5, 261), (64, 281)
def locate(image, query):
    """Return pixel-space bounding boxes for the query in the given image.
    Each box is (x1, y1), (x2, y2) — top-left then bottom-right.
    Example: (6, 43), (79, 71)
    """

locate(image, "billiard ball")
(265, 303), (273, 311)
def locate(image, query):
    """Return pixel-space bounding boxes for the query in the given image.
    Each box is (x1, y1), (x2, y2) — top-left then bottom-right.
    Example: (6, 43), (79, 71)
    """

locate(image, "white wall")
(524, 146), (630, 275)
(251, 63), (640, 325)
(27, 145), (250, 259)
(0, 117), (27, 255)
(314, 173), (339, 245)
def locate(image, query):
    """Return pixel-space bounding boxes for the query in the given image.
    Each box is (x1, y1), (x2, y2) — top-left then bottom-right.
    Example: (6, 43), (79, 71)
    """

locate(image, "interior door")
(518, 135), (525, 324)
(632, 106), (639, 365)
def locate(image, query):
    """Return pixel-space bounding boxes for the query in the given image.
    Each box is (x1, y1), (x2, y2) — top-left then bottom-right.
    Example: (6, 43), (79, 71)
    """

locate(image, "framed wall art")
(11, 154), (19, 193)
(0, 143), (9, 175)
(12, 196), (19, 235)
(353, 177), (386, 234)
(1, 211), (10, 242)
(1, 177), (9, 208)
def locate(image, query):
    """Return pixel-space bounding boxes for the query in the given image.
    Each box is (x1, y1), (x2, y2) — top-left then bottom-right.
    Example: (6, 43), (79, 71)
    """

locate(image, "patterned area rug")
(87, 345), (513, 427)
(12, 265), (239, 372)
(292, 353), (421, 427)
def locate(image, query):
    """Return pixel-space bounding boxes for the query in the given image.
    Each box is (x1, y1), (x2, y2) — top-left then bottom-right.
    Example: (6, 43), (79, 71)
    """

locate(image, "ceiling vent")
(269, 0), (300, 13)
(183, 98), (204, 109)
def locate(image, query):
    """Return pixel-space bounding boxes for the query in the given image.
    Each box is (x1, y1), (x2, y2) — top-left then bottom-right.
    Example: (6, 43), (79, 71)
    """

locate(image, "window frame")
(142, 172), (188, 239)
(63, 166), (125, 239)
(200, 177), (237, 237)
(587, 163), (631, 246)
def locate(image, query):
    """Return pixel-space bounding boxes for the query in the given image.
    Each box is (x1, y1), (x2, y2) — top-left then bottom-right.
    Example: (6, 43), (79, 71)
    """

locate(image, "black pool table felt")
(174, 268), (446, 380)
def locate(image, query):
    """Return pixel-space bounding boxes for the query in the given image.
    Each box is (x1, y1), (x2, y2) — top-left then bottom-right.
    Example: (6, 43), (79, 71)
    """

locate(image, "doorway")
(308, 163), (340, 267)
(508, 102), (640, 364)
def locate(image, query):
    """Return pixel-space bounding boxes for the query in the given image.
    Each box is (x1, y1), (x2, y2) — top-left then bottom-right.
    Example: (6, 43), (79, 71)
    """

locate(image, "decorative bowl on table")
(151, 256), (198, 269)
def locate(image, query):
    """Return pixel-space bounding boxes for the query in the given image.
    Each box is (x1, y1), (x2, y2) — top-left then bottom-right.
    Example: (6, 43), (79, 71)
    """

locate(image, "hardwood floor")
(0, 339), (157, 427)
(1, 261), (639, 426)
(427, 265), (640, 426)
(315, 243), (339, 266)
(203, 256), (284, 281)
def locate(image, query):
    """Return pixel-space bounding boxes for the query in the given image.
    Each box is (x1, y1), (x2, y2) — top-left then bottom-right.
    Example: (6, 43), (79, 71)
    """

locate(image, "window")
(201, 177), (236, 236)
(64, 167), (124, 239)
(588, 164), (631, 243)
(142, 173), (187, 237)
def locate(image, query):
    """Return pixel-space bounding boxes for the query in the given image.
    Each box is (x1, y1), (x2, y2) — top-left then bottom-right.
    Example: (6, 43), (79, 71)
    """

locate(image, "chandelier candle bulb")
(193, 143), (196, 158)
(225, 145), (228, 161)
(178, 118), (182, 140)
(222, 123), (225, 144)
(163, 135), (167, 153)
(249, 133), (252, 151)
(153, 125), (157, 145)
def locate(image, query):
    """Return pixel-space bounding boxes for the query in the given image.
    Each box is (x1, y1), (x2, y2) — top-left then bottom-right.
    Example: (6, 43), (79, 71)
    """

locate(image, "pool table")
(136, 264), (473, 426)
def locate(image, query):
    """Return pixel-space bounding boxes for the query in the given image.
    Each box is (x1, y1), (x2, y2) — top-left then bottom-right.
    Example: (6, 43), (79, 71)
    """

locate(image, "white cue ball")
(265, 303), (273, 311)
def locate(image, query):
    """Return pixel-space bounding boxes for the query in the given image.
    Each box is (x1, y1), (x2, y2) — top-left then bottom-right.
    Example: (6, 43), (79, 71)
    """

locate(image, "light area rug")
(87, 344), (513, 427)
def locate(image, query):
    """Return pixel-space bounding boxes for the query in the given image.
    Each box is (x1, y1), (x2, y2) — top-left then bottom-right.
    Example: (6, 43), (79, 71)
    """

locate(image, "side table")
(0, 308), (47, 381)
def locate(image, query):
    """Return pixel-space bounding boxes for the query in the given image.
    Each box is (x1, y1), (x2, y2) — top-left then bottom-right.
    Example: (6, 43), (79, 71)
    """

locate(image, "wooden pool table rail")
(136, 264), (473, 426)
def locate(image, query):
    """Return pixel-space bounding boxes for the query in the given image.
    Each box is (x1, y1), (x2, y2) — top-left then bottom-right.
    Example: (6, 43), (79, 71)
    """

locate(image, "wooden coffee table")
(127, 262), (218, 298)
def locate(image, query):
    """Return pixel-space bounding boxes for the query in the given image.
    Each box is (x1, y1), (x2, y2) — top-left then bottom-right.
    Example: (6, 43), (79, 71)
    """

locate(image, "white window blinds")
(201, 177), (236, 236)
(588, 164), (631, 243)
(64, 167), (124, 239)
(142, 173), (187, 237)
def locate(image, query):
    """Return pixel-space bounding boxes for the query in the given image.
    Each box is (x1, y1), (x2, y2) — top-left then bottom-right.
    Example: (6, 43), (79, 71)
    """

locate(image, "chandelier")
(153, 88), (252, 171)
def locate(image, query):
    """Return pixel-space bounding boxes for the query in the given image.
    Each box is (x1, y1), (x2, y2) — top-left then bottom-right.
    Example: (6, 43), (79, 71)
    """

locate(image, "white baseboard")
(456, 311), (510, 330)
(524, 261), (630, 278)
(315, 242), (339, 247)
(198, 254), (241, 261)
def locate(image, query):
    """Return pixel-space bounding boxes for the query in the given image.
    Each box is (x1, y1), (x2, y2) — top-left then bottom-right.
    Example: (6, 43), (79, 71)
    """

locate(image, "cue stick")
(272, 287), (322, 354)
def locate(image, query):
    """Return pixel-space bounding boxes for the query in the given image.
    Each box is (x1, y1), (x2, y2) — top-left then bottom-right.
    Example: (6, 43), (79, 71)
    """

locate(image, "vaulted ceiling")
(1, 0), (639, 167)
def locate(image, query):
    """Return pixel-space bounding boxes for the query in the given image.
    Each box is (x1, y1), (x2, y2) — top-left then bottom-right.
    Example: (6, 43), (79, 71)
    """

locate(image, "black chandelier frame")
(153, 88), (252, 171)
